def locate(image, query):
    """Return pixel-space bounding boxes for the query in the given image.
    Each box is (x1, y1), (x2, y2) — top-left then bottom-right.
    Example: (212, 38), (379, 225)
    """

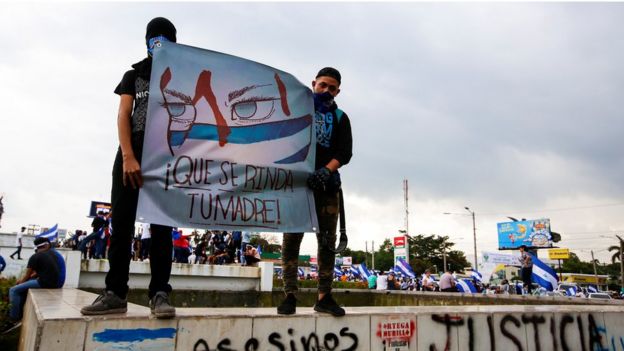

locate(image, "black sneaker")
(277, 293), (297, 315)
(80, 290), (127, 315)
(150, 291), (176, 319)
(313, 293), (345, 317)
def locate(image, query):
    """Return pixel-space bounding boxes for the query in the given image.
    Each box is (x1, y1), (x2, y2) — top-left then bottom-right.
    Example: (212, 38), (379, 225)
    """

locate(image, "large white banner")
(137, 42), (318, 232)
(481, 251), (522, 266)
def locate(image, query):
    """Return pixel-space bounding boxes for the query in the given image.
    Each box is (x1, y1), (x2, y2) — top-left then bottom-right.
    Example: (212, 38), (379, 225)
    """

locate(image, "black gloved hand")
(307, 167), (331, 191)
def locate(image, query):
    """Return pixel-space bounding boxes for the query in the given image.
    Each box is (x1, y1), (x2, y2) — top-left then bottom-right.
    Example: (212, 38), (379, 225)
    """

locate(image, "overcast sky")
(1, 2), (623, 264)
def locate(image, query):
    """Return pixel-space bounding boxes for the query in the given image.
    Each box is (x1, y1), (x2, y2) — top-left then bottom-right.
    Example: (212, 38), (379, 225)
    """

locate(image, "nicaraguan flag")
(350, 266), (360, 277)
(357, 263), (371, 280)
(456, 279), (478, 293)
(394, 257), (416, 278)
(334, 266), (343, 277)
(256, 245), (263, 256)
(565, 286), (578, 296)
(297, 267), (304, 277)
(588, 285), (598, 293)
(36, 224), (58, 242)
(529, 253), (559, 291)
(470, 270), (483, 282)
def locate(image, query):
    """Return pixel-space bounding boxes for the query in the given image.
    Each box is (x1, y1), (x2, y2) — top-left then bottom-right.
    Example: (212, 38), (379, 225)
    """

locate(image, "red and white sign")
(380, 320), (413, 339)
(342, 256), (352, 265)
(394, 236), (406, 248)
(310, 256), (317, 265)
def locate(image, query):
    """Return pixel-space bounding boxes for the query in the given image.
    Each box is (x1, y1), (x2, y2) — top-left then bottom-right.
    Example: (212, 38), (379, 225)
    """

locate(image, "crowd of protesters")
(65, 223), (260, 267)
(285, 265), (526, 295)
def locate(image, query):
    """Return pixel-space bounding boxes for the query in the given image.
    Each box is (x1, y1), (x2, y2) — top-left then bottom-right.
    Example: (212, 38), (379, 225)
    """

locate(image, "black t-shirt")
(27, 249), (61, 288)
(91, 216), (107, 232)
(114, 58), (152, 134)
(314, 104), (353, 170)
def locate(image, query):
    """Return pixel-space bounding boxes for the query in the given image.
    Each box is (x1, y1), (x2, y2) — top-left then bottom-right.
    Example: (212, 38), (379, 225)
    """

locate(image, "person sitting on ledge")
(3, 237), (65, 332)
(243, 244), (261, 266)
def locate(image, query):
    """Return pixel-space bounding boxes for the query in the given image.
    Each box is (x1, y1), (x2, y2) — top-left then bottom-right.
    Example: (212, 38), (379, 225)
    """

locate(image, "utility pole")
(465, 207), (478, 270)
(372, 240), (375, 271)
(591, 250), (599, 289)
(403, 179), (409, 235)
(443, 248), (447, 272)
(618, 235), (624, 291)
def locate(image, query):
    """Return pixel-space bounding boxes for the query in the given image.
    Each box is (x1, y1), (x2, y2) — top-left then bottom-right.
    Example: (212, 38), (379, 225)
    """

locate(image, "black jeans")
(521, 267), (533, 293)
(10, 245), (22, 259)
(105, 133), (173, 299)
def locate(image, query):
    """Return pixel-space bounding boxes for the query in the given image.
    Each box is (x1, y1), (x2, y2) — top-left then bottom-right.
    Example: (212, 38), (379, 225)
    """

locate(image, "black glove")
(307, 167), (331, 191)
(326, 171), (342, 193)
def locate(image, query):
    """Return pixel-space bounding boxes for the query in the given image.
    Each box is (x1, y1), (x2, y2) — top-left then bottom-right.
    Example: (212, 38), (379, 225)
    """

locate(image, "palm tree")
(609, 245), (622, 263)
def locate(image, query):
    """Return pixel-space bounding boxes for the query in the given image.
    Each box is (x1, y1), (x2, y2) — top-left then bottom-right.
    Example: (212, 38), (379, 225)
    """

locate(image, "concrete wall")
(79, 260), (273, 292)
(21, 289), (624, 351)
(1, 230), (273, 292)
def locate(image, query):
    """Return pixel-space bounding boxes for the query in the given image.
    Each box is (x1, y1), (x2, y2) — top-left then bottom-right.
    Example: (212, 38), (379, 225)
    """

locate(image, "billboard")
(89, 201), (112, 217)
(497, 218), (552, 249)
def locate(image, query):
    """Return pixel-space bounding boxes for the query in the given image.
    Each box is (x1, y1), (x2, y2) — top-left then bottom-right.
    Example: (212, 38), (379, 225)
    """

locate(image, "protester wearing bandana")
(278, 67), (353, 316)
(81, 17), (177, 319)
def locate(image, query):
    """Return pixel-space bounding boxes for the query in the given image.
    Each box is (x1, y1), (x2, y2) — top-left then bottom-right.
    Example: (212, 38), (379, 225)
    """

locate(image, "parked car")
(587, 293), (612, 300)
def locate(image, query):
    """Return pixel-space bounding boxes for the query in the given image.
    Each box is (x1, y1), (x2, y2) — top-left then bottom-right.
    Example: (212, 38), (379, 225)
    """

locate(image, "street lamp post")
(465, 207), (478, 270)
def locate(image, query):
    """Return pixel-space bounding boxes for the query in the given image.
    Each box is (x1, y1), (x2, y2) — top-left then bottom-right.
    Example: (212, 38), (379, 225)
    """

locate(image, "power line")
(476, 203), (624, 217)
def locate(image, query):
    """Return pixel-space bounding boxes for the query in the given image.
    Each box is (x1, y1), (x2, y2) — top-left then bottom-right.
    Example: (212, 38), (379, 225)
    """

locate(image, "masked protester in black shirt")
(81, 17), (177, 319)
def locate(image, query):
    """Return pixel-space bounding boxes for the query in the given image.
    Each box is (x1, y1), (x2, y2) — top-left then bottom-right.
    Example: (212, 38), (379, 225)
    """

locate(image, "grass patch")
(0, 277), (20, 350)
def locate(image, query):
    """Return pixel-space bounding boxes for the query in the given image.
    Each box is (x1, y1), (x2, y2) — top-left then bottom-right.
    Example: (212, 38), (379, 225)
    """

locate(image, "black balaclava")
(145, 17), (177, 44)
(134, 17), (177, 80)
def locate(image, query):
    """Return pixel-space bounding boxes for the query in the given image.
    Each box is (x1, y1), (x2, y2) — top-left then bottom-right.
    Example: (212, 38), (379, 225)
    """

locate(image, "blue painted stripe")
(93, 328), (176, 343)
(275, 143), (310, 164)
(170, 114), (312, 146)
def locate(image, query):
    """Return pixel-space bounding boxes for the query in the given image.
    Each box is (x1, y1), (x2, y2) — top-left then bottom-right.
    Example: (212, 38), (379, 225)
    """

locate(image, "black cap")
(34, 237), (50, 249)
(145, 17), (177, 44)
(316, 67), (341, 84)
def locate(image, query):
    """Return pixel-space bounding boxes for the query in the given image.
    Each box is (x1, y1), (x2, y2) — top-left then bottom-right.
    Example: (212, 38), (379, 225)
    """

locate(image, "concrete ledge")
(20, 288), (624, 350)
(79, 260), (273, 292)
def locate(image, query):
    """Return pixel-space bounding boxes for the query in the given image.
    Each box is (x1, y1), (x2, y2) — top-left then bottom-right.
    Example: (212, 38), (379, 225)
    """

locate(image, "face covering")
(313, 91), (334, 113)
(147, 35), (170, 57)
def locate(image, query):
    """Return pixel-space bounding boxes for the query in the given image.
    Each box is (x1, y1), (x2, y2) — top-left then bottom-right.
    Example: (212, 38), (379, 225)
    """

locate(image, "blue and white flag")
(565, 286), (578, 297)
(394, 257), (416, 278)
(456, 279), (478, 293)
(256, 245), (263, 256)
(588, 285), (598, 293)
(529, 253), (559, 291)
(357, 263), (371, 280)
(36, 224), (58, 242)
(350, 266), (360, 277)
(334, 266), (343, 277)
(137, 42), (318, 232)
(297, 267), (304, 277)
(470, 270), (483, 282)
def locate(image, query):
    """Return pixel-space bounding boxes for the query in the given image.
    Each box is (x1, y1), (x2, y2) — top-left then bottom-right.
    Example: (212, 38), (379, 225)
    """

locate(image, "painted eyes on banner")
(165, 102), (188, 117)
(230, 97), (278, 122)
